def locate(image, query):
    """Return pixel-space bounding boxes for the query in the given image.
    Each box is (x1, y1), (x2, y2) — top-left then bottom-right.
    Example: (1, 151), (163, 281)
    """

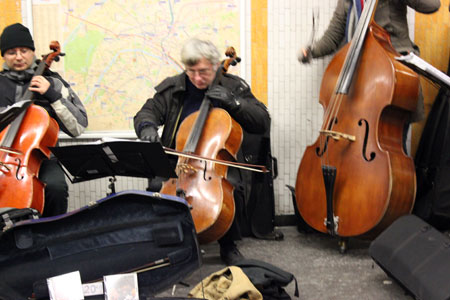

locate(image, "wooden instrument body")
(161, 108), (243, 244)
(295, 23), (419, 238)
(0, 104), (59, 213)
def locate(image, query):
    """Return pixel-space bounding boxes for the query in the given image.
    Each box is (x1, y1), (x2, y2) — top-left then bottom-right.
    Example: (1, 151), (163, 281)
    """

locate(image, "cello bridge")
(320, 130), (355, 142)
(177, 163), (197, 174)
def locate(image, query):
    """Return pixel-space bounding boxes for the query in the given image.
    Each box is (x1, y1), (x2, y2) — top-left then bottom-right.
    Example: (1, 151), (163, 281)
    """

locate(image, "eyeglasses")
(4, 48), (32, 57)
(185, 67), (213, 77)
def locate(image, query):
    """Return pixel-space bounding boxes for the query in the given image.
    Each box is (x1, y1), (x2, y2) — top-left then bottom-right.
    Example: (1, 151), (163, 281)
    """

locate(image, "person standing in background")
(298, 0), (440, 126)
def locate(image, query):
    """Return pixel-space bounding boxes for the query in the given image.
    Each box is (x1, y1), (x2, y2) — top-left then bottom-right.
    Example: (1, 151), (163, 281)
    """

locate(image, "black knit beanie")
(0, 23), (35, 56)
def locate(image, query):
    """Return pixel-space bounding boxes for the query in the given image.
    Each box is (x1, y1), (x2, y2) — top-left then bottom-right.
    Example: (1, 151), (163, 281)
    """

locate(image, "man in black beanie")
(0, 23), (88, 217)
(0, 23), (35, 57)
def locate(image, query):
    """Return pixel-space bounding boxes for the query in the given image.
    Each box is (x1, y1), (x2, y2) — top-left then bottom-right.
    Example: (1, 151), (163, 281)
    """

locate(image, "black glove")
(206, 85), (240, 111)
(140, 126), (160, 143)
(298, 46), (312, 64)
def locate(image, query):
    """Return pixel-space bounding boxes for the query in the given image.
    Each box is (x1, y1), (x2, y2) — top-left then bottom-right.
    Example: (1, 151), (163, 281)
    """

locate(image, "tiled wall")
(268, 0), (337, 214)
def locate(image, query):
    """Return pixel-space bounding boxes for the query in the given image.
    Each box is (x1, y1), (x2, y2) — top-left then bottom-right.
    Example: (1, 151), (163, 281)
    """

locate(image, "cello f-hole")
(358, 119), (376, 162)
(15, 158), (24, 180)
(202, 161), (211, 181)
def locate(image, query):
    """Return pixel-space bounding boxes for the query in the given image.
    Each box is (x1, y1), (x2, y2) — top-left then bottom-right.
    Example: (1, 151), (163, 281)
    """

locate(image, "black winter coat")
(134, 72), (269, 148)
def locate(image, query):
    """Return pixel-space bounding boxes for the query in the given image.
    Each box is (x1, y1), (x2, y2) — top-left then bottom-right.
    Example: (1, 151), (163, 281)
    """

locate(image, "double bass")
(295, 0), (419, 242)
(160, 47), (243, 244)
(0, 42), (62, 213)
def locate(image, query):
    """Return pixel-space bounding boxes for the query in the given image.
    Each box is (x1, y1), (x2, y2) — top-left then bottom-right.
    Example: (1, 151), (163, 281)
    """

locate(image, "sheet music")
(396, 53), (450, 88)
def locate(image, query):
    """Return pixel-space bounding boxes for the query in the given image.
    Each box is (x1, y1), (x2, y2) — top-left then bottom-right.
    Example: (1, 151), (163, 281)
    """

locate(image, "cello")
(295, 0), (419, 243)
(0, 41), (62, 213)
(160, 47), (243, 244)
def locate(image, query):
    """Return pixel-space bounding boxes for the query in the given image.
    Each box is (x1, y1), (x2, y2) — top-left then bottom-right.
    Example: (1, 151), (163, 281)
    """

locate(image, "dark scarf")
(2, 60), (38, 84)
(1, 60), (39, 102)
(180, 77), (207, 123)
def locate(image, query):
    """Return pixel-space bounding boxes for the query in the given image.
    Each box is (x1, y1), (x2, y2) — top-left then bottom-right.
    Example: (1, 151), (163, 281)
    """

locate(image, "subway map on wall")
(33, 0), (241, 132)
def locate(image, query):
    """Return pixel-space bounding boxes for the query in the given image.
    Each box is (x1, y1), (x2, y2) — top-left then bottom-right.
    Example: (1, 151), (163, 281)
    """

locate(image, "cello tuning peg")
(236, 57), (241, 62)
(60, 52), (66, 56)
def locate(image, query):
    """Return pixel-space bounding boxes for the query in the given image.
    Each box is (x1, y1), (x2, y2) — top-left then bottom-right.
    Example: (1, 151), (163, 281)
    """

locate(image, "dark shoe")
(220, 244), (244, 266)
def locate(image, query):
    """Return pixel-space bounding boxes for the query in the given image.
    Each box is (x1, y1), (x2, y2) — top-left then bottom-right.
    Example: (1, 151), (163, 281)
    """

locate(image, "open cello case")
(0, 139), (201, 300)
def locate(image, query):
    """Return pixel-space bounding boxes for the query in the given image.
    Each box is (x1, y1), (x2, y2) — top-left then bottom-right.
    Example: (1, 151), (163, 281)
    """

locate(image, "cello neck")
(182, 97), (212, 153)
(182, 60), (224, 153)
(20, 59), (48, 102)
(335, 0), (378, 95)
(0, 59), (49, 148)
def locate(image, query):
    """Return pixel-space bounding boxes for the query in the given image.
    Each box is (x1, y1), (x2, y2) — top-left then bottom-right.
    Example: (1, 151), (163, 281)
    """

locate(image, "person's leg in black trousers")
(39, 158), (69, 217)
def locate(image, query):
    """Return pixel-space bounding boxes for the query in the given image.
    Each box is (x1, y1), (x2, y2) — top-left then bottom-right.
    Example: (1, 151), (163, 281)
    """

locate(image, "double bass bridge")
(320, 130), (355, 142)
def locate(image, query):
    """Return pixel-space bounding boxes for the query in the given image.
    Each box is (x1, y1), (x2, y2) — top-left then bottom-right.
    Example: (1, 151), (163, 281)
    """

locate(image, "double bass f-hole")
(358, 119), (376, 162)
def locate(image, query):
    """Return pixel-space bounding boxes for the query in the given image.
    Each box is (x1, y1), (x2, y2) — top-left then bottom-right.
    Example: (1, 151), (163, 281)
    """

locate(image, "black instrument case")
(369, 214), (450, 300)
(0, 190), (200, 300)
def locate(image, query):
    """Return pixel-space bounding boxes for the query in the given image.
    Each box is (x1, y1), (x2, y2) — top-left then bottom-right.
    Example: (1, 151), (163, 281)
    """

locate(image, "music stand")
(0, 100), (32, 132)
(396, 53), (450, 89)
(50, 139), (176, 194)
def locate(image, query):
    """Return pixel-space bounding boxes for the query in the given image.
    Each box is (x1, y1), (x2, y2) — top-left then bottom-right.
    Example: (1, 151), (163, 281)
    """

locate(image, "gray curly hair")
(180, 38), (221, 67)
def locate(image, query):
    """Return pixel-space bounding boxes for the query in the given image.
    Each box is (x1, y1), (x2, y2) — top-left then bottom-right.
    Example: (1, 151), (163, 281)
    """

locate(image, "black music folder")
(0, 100), (32, 132)
(49, 138), (176, 183)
